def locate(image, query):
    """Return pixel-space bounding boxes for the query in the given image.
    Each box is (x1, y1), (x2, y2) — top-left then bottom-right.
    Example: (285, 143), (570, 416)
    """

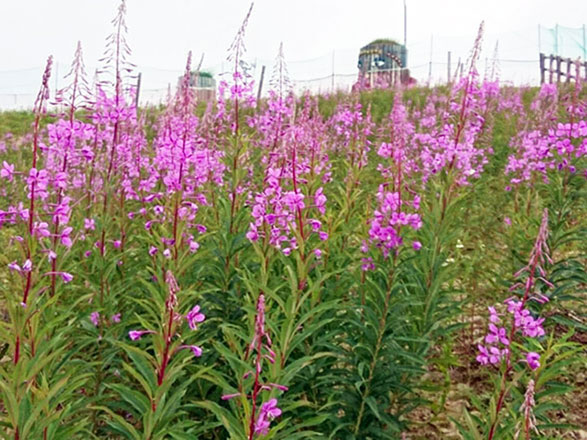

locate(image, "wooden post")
(549, 55), (554, 84)
(135, 72), (142, 110)
(539, 53), (545, 84)
(556, 56), (562, 83)
(566, 58), (572, 83)
(256, 65), (266, 107)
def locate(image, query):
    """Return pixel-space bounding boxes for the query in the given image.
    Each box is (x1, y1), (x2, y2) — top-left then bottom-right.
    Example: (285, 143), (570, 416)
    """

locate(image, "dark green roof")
(367, 38), (401, 46)
(192, 71), (213, 78)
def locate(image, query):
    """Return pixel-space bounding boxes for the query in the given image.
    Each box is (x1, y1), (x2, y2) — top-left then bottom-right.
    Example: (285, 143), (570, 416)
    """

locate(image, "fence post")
(549, 55), (554, 83)
(256, 65), (266, 107)
(566, 58), (571, 83)
(556, 56), (562, 83)
(539, 53), (545, 84)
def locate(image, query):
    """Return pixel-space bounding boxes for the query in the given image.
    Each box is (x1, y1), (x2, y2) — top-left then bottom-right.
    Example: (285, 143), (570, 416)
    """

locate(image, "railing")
(539, 53), (587, 84)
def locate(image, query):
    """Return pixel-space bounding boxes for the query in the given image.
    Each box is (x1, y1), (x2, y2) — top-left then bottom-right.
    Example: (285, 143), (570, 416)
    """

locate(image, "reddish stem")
(248, 304), (264, 439)
(157, 308), (175, 387)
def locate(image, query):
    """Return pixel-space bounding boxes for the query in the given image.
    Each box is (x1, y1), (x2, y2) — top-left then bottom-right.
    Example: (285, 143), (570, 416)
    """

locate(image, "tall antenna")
(403, 0), (407, 48)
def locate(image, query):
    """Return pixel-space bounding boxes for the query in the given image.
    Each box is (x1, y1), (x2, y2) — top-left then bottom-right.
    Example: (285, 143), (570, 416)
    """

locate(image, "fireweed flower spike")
(514, 380), (539, 440)
(239, 294), (287, 438)
(484, 209), (551, 440)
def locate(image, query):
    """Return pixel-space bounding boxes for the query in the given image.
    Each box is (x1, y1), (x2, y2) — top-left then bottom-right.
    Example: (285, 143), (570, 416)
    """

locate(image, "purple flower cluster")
(367, 186), (422, 258)
(413, 72), (495, 186)
(246, 168), (328, 254)
(254, 398), (282, 435)
(477, 210), (551, 371)
(477, 301), (544, 369)
(505, 82), (586, 188)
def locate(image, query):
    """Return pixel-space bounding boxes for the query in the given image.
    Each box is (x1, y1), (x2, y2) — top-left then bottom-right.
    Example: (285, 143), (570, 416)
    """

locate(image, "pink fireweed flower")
(128, 330), (155, 341)
(189, 240), (200, 253)
(60, 227), (73, 248)
(268, 383), (289, 391)
(43, 270), (72, 282)
(246, 224), (259, 242)
(34, 222), (51, 239)
(148, 246), (158, 256)
(22, 259), (32, 272)
(485, 323), (510, 345)
(8, 261), (22, 272)
(111, 313), (121, 323)
(90, 311), (100, 326)
(412, 241), (422, 250)
(314, 187), (326, 214)
(1, 161), (15, 182)
(476, 344), (505, 365)
(254, 398), (282, 435)
(488, 306), (500, 323)
(179, 344), (203, 357)
(526, 352), (540, 370)
(186, 305), (205, 330)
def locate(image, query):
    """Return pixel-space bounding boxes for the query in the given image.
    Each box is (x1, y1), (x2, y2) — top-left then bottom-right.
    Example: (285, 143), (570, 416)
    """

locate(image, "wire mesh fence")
(1, 24), (584, 110)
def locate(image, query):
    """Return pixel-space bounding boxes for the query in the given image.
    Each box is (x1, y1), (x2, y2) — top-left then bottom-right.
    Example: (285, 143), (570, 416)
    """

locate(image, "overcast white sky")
(0, 0), (585, 106)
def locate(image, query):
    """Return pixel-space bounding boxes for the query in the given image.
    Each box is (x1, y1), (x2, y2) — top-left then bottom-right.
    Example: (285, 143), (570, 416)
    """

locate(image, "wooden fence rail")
(540, 53), (587, 84)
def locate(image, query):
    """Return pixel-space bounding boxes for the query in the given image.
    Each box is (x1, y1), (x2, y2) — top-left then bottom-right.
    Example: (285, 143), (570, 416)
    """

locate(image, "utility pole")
(331, 50), (335, 92)
(135, 72), (142, 110)
(538, 25), (541, 55)
(428, 35), (433, 84)
(403, 0), (407, 48)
